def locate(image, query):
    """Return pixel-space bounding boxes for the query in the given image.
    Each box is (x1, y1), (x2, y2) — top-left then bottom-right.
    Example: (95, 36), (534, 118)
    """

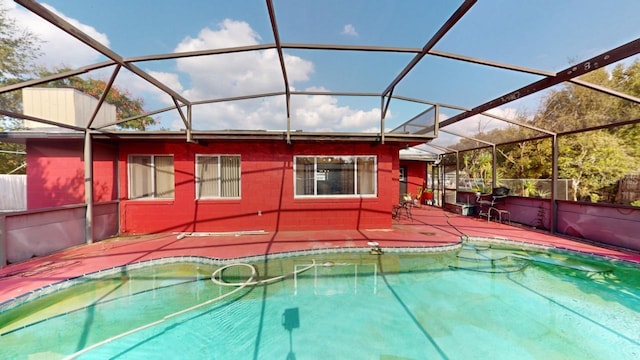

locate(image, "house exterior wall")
(119, 139), (400, 234)
(26, 139), (118, 209)
(400, 159), (427, 198)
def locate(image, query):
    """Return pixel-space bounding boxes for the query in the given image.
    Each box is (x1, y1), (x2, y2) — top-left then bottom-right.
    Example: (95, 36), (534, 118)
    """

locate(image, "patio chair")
(392, 199), (414, 221)
(476, 186), (510, 218)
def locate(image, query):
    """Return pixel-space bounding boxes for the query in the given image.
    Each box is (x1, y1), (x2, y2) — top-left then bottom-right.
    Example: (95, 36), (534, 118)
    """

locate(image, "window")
(294, 156), (376, 197)
(196, 155), (241, 199)
(399, 166), (407, 182)
(129, 155), (174, 199)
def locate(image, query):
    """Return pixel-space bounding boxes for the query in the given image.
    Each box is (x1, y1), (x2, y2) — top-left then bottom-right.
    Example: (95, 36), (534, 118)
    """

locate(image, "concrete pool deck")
(1, 205), (639, 305)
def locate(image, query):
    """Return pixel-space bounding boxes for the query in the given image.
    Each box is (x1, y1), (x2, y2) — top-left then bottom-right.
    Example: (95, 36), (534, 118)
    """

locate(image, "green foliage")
(522, 179), (537, 197)
(534, 68), (626, 133)
(1, 6), (39, 127)
(0, 6), (40, 81)
(0, 140), (26, 174)
(1, 6), (156, 174)
(547, 62), (640, 203)
(559, 130), (635, 201)
(456, 60), (640, 205)
(0, 78), (25, 129)
(462, 149), (492, 184)
(497, 138), (552, 180)
(1, 5), (155, 131)
(0, 5), (40, 174)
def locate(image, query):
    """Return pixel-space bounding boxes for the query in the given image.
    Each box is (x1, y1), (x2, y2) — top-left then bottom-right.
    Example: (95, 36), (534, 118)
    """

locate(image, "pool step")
(451, 244), (612, 274)
(511, 254), (612, 273)
(450, 247), (528, 273)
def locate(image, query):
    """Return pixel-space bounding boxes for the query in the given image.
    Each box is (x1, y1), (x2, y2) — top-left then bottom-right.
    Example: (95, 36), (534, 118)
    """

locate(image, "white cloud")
(174, 20), (312, 100)
(485, 107), (519, 121)
(289, 90), (383, 132)
(2, 3), (382, 133)
(115, 70), (183, 113)
(438, 107), (520, 144)
(341, 24), (359, 37)
(340, 109), (381, 132)
(168, 20), (381, 132)
(3, 0), (109, 69)
(147, 71), (184, 94)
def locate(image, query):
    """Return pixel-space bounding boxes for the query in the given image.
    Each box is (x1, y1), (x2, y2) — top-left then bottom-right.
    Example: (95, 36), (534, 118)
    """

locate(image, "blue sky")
(4, 0), (640, 135)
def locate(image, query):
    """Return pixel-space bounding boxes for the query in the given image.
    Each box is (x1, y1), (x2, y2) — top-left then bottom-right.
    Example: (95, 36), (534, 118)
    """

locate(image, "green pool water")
(1, 243), (639, 359)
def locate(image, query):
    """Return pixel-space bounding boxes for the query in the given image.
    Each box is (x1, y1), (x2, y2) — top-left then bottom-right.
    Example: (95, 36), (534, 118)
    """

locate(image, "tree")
(519, 61), (640, 202)
(461, 149), (493, 188)
(609, 61), (640, 162)
(0, 6), (40, 82)
(1, 6), (157, 173)
(498, 138), (552, 180)
(559, 131), (634, 201)
(1, 5), (40, 126)
(0, 5), (40, 173)
(533, 67), (624, 133)
(451, 60), (640, 204)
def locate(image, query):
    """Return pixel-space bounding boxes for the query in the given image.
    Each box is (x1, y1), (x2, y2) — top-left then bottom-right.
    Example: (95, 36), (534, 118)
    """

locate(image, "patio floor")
(1, 205), (639, 305)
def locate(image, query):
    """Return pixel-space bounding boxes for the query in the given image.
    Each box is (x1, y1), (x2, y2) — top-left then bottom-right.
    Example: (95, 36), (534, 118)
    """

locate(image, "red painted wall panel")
(119, 140), (400, 234)
(27, 139), (118, 209)
(92, 142), (119, 203)
(402, 160), (427, 197)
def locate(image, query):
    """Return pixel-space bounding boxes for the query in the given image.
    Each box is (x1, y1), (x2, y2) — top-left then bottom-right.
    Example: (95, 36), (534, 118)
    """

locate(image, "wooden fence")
(616, 174), (640, 204)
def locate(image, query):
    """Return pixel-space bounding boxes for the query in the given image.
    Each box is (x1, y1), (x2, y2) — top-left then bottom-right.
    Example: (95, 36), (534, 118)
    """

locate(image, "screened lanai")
(1, 0), (639, 252)
(1, 0), (638, 138)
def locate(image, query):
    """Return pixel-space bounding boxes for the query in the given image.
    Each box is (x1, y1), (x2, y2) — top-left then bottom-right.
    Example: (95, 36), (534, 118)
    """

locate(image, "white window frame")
(293, 155), (377, 198)
(127, 154), (175, 200)
(195, 154), (241, 199)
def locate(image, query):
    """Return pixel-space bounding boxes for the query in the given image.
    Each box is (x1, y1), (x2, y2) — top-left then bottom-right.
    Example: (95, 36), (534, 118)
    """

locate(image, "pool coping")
(2, 236), (637, 314)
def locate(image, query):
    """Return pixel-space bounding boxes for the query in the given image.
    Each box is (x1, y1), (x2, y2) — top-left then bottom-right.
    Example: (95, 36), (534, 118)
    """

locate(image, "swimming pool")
(1, 240), (639, 359)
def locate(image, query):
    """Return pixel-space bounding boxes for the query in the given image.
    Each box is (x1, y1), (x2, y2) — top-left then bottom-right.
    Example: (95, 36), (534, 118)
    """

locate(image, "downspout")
(492, 144), (497, 189)
(186, 104), (193, 143)
(431, 161), (438, 206)
(455, 151), (460, 203)
(84, 130), (94, 244)
(551, 134), (558, 234)
(434, 104), (440, 137)
(380, 96), (385, 144)
(381, 91), (393, 145)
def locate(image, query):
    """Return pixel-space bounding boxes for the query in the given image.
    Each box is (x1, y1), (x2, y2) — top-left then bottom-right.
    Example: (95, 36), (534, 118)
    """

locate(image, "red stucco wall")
(401, 159), (427, 197)
(119, 140), (400, 234)
(27, 139), (118, 209)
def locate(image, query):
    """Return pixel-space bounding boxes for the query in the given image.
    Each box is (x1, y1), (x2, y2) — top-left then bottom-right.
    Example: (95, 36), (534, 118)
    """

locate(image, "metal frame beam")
(570, 78), (640, 104)
(15, 0), (191, 119)
(84, 131), (93, 244)
(439, 37), (640, 128)
(266, 0), (292, 143)
(382, 0), (477, 97)
(424, 143), (456, 154)
(86, 65), (121, 129)
(0, 61), (115, 94)
(440, 129), (495, 147)
(480, 112), (556, 136)
(0, 109), (85, 131)
(428, 49), (555, 77)
(5, 0), (638, 157)
(126, 44), (275, 63)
